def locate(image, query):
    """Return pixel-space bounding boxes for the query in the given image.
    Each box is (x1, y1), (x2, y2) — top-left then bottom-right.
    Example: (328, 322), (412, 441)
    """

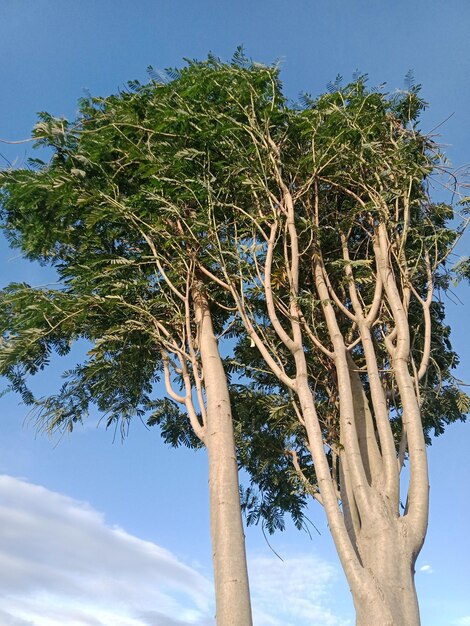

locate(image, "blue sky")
(0, 1), (469, 624)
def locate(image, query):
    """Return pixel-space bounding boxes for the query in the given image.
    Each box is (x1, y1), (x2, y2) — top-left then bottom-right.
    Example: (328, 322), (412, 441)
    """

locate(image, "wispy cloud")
(0, 475), (214, 626)
(249, 554), (350, 626)
(455, 618), (470, 626)
(0, 475), (350, 626)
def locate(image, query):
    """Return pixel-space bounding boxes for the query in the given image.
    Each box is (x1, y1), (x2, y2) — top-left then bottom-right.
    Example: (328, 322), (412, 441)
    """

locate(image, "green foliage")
(0, 51), (283, 431)
(227, 76), (467, 449)
(0, 53), (468, 533)
(231, 384), (311, 533)
(453, 256), (470, 284)
(147, 398), (203, 449)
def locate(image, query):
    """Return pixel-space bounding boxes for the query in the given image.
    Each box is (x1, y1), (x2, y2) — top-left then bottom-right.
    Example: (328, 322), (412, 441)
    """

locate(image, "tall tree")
(1, 54), (468, 625)
(0, 55), (276, 625)
(199, 74), (469, 624)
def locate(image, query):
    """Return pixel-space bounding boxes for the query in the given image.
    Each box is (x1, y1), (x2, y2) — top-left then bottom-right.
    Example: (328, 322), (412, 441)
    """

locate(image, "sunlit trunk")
(352, 511), (421, 625)
(196, 294), (253, 626)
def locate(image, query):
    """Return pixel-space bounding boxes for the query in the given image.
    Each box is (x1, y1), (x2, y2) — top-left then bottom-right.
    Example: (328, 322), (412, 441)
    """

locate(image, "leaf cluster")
(0, 54), (468, 533)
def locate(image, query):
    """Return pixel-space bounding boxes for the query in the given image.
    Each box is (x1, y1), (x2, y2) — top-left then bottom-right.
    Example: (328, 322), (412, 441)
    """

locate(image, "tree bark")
(294, 335), (424, 626)
(195, 291), (253, 626)
(353, 516), (421, 626)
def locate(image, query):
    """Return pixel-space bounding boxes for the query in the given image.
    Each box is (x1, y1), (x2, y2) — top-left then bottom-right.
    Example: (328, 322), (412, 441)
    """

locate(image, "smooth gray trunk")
(354, 584), (420, 624)
(354, 577), (420, 626)
(353, 519), (421, 626)
(196, 297), (253, 626)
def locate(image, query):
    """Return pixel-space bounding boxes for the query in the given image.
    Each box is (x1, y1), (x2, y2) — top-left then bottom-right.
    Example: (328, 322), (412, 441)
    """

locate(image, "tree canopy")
(1, 51), (468, 518)
(1, 51), (468, 625)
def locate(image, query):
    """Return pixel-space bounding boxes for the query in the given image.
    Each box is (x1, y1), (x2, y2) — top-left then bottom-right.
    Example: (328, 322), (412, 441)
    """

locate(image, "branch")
(230, 285), (296, 391)
(162, 355), (186, 404)
(375, 224), (428, 548)
(288, 449), (323, 505)
(264, 222), (297, 352)
(313, 257), (372, 513)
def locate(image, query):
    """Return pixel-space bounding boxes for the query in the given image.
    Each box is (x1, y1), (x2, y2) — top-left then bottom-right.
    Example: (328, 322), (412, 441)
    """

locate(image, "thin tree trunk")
(195, 291), (253, 626)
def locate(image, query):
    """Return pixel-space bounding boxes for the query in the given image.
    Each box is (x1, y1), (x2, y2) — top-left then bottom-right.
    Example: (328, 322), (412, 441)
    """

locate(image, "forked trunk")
(195, 292), (252, 626)
(352, 518), (421, 626)
(296, 372), (426, 626)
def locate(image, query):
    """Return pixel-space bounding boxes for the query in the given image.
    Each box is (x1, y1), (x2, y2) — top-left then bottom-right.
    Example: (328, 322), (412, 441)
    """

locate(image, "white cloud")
(0, 475), (214, 626)
(0, 475), (350, 626)
(419, 564), (433, 574)
(455, 618), (470, 626)
(249, 555), (351, 626)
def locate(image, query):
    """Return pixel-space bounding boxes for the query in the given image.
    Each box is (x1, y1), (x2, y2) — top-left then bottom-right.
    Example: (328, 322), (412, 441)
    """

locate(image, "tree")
(0, 55), (274, 625)
(196, 72), (469, 624)
(0, 53), (468, 625)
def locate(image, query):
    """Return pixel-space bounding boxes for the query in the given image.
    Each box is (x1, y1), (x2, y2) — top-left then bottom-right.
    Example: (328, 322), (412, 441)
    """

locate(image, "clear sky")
(0, 1), (469, 625)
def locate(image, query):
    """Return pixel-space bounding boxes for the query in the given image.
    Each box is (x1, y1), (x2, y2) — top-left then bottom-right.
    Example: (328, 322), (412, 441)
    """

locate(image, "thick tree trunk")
(352, 518), (421, 626)
(296, 366), (424, 626)
(195, 294), (253, 626)
(354, 575), (420, 625)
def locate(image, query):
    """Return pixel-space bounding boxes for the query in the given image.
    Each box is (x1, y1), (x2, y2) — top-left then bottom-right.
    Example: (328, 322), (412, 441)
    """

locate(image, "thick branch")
(347, 355), (384, 487)
(375, 224), (428, 550)
(314, 257), (372, 514)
